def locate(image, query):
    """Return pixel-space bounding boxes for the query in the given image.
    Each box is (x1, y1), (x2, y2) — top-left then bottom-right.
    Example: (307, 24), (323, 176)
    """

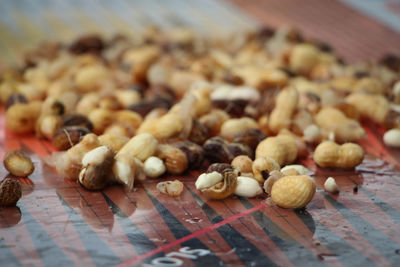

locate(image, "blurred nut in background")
(3, 150), (35, 177)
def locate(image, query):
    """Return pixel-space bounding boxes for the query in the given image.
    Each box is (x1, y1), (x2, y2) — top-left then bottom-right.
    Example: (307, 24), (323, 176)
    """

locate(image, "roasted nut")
(195, 171), (223, 190)
(3, 150), (35, 177)
(36, 115), (62, 139)
(117, 133), (158, 161)
(200, 169), (238, 199)
(6, 102), (42, 134)
(188, 119), (209, 145)
(56, 133), (100, 180)
(137, 112), (184, 141)
(61, 114), (93, 131)
(290, 44), (321, 74)
(383, 129), (400, 147)
(76, 93), (100, 115)
(157, 180), (184, 197)
(104, 123), (134, 138)
(79, 146), (114, 190)
(252, 157), (280, 183)
(271, 175), (316, 209)
(88, 108), (114, 135)
(98, 134), (129, 152)
(281, 165), (310, 176)
(156, 144), (188, 174)
(173, 141), (205, 169)
(75, 64), (109, 93)
(114, 110), (143, 131)
(143, 156), (166, 178)
(231, 155), (252, 174)
(232, 129), (267, 151)
(345, 93), (389, 124)
(234, 176), (263, 198)
(112, 153), (136, 190)
(5, 93), (27, 109)
(219, 117), (258, 141)
(313, 141), (364, 169)
(206, 163), (234, 174)
(324, 177), (339, 194)
(269, 87), (299, 134)
(255, 135), (298, 167)
(0, 178), (22, 206)
(115, 90), (141, 108)
(52, 126), (91, 151)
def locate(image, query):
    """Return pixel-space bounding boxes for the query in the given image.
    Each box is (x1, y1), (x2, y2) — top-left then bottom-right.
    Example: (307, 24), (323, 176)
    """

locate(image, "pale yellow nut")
(313, 141), (364, 169)
(98, 134), (129, 152)
(252, 157), (280, 183)
(281, 165), (310, 176)
(303, 124), (321, 143)
(88, 108), (114, 135)
(117, 133), (158, 162)
(289, 44), (321, 74)
(75, 64), (109, 93)
(137, 113), (184, 141)
(16, 83), (45, 102)
(324, 177), (339, 194)
(353, 77), (384, 94)
(220, 117), (258, 141)
(271, 175), (316, 209)
(269, 87), (299, 134)
(104, 123), (133, 138)
(6, 102), (42, 134)
(112, 153), (136, 190)
(114, 110), (143, 131)
(114, 90), (141, 108)
(255, 135), (298, 167)
(167, 70), (204, 98)
(345, 93), (389, 124)
(315, 107), (365, 143)
(143, 156), (166, 178)
(383, 129), (400, 148)
(3, 150), (35, 177)
(231, 155), (253, 174)
(76, 93), (100, 115)
(234, 176), (263, 198)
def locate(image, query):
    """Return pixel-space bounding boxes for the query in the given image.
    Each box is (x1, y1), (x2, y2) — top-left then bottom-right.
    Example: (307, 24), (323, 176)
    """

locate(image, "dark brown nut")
(128, 96), (173, 117)
(44, 100), (65, 116)
(0, 178), (22, 206)
(188, 119), (209, 145)
(5, 93), (27, 109)
(384, 109), (400, 130)
(126, 83), (146, 97)
(52, 126), (91, 150)
(157, 144), (188, 175)
(380, 54), (400, 71)
(201, 169), (237, 199)
(61, 114), (93, 131)
(206, 163), (234, 174)
(69, 34), (104, 55)
(99, 95), (122, 110)
(232, 129), (267, 151)
(173, 141), (204, 169)
(203, 137), (232, 163)
(3, 150), (34, 177)
(212, 99), (248, 117)
(227, 142), (253, 160)
(79, 146), (114, 190)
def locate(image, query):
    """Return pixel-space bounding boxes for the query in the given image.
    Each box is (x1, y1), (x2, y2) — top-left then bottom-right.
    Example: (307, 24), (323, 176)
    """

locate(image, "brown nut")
(61, 114), (94, 131)
(156, 144), (188, 175)
(206, 163), (234, 174)
(52, 126), (91, 151)
(0, 178), (22, 206)
(232, 129), (267, 151)
(173, 141), (205, 169)
(188, 119), (209, 145)
(157, 180), (184, 197)
(4, 150), (35, 177)
(201, 169), (238, 199)
(231, 155), (252, 174)
(79, 146), (115, 190)
(203, 137), (232, 163)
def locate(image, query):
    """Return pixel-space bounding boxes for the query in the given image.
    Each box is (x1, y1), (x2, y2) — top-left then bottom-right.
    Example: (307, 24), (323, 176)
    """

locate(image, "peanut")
(313, 141), (364, 169)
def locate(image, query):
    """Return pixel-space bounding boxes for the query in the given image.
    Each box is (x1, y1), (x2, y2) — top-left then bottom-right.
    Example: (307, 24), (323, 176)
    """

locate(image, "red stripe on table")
(115, 202), (267, 267)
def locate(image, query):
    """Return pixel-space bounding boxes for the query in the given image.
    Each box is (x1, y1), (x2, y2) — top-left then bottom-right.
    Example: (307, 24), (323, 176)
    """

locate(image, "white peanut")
(383, 129), (400, 148)
(195, 171), (222, 190)
(324, 177), (339, 194)
(234, 176), (263, 198)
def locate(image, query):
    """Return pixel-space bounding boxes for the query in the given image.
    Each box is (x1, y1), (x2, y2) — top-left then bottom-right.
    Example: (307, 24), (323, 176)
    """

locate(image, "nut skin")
(173, 141), (205, 169)
(313, 141), (364, 169)
(128, 96), (173, 117)
(156, 144), (188, 175)
(201, 169), (238, 200)
(79, 146), (115, 190)
(203, 137), (252, 163)
(0, 178), (22, 206)
(157, 180), (184, 197)
(188, 119), (209, 145)
(232, 129), (267, 151)
(4, 150), (35, 177)
(271, 175), (316, 209)
(206, 163), (234, 174)
(52, 126), (91, 151)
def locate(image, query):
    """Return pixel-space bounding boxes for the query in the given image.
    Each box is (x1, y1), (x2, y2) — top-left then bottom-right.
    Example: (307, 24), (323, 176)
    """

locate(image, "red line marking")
(115, 202), (267, 267)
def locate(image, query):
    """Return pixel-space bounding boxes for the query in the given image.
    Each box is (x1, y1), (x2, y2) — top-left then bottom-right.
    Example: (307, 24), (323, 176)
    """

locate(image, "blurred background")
(0, 0), (399, 66)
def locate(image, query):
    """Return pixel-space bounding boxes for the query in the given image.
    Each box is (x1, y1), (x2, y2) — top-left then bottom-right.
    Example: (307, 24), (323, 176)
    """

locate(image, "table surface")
(1, 1), (400, 266)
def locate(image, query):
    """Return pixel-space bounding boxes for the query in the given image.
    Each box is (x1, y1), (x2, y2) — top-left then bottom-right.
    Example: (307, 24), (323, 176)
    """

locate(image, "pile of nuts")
(1, 26), (400, 209)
